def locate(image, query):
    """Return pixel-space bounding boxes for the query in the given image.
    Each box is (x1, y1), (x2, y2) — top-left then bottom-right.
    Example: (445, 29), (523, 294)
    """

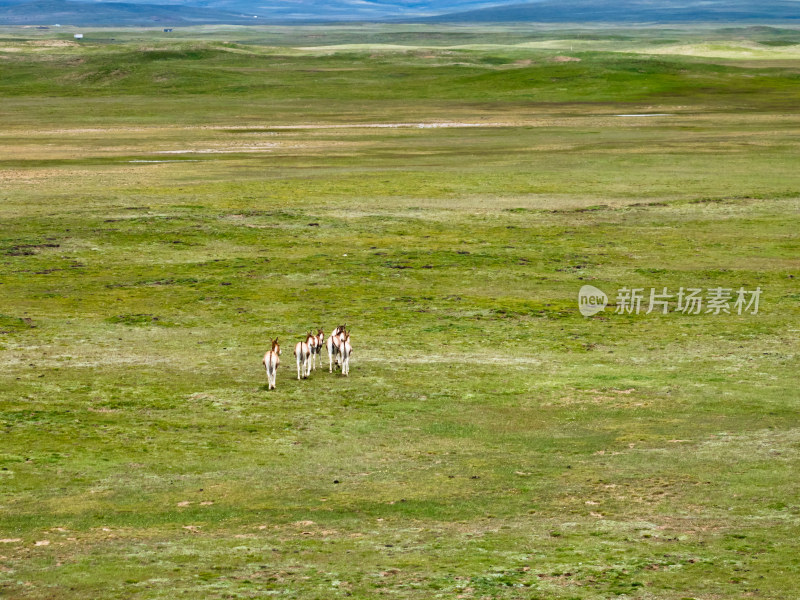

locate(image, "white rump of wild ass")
(294, 338), (311, 380)
(327, 324), (346, 373)
(311, 328), (324, 370)
(305, 331), (320, 373)
(262, 338), (281, 390)
(340, 331), (352, 376)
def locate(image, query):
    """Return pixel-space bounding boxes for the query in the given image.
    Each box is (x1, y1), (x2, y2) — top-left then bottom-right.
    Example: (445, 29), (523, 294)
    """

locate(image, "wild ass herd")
(261, 325), (352, 390)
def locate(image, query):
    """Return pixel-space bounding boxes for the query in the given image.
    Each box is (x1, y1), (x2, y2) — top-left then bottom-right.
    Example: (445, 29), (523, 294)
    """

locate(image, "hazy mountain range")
(421, 0), (800, 23)
(1, 0), (798, 26)
(0, 0), (504, 24)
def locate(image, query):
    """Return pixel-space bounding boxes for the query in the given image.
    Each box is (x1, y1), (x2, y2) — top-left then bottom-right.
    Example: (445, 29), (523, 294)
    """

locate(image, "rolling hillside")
(0, 0), (506, 24)
(0, 0), (260, 25)
(422, 0), (800, 23)
(2, 0), (798, 25)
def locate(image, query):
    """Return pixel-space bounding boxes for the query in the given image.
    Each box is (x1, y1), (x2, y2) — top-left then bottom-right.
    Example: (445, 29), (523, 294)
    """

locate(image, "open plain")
(1, 24), (799, 599)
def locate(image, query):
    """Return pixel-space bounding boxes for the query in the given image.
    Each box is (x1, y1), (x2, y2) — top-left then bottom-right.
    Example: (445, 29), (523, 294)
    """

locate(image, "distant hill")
(0, 0), (513, 25)
(0, 0), (261, 25)
(420, 0), (800, 23)
(1, 0), (798, 26)
(183, 0), (507, 21)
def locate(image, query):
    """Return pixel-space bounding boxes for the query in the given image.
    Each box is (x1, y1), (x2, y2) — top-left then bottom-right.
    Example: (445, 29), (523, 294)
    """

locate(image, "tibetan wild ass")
(327, 324), (346, 373)
(262, 338), (281, 390)
(294, 338), (311, 380)
(340, 331), (352, 376)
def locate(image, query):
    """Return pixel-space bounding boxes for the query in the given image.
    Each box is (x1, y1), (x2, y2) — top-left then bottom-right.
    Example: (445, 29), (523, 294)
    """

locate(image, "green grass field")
(1, 24), (799, 599)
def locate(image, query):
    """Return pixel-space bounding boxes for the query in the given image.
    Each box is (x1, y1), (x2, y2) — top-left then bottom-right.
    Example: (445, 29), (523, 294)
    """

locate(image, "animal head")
(272, 338), (281, 354)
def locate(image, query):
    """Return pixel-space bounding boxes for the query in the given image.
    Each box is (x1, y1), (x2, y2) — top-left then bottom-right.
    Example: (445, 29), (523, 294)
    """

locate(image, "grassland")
(1, 24), (799, 599)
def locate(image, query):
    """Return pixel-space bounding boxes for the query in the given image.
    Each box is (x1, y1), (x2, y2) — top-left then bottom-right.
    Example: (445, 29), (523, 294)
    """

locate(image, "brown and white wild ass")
(262, 338), (281, 390)
(311, 328), (324, 370)
(305, 331), (319, 372)
(326, 324), (346, 373)
(294, 337), (311, 380)
(339, 331), (352, 376)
